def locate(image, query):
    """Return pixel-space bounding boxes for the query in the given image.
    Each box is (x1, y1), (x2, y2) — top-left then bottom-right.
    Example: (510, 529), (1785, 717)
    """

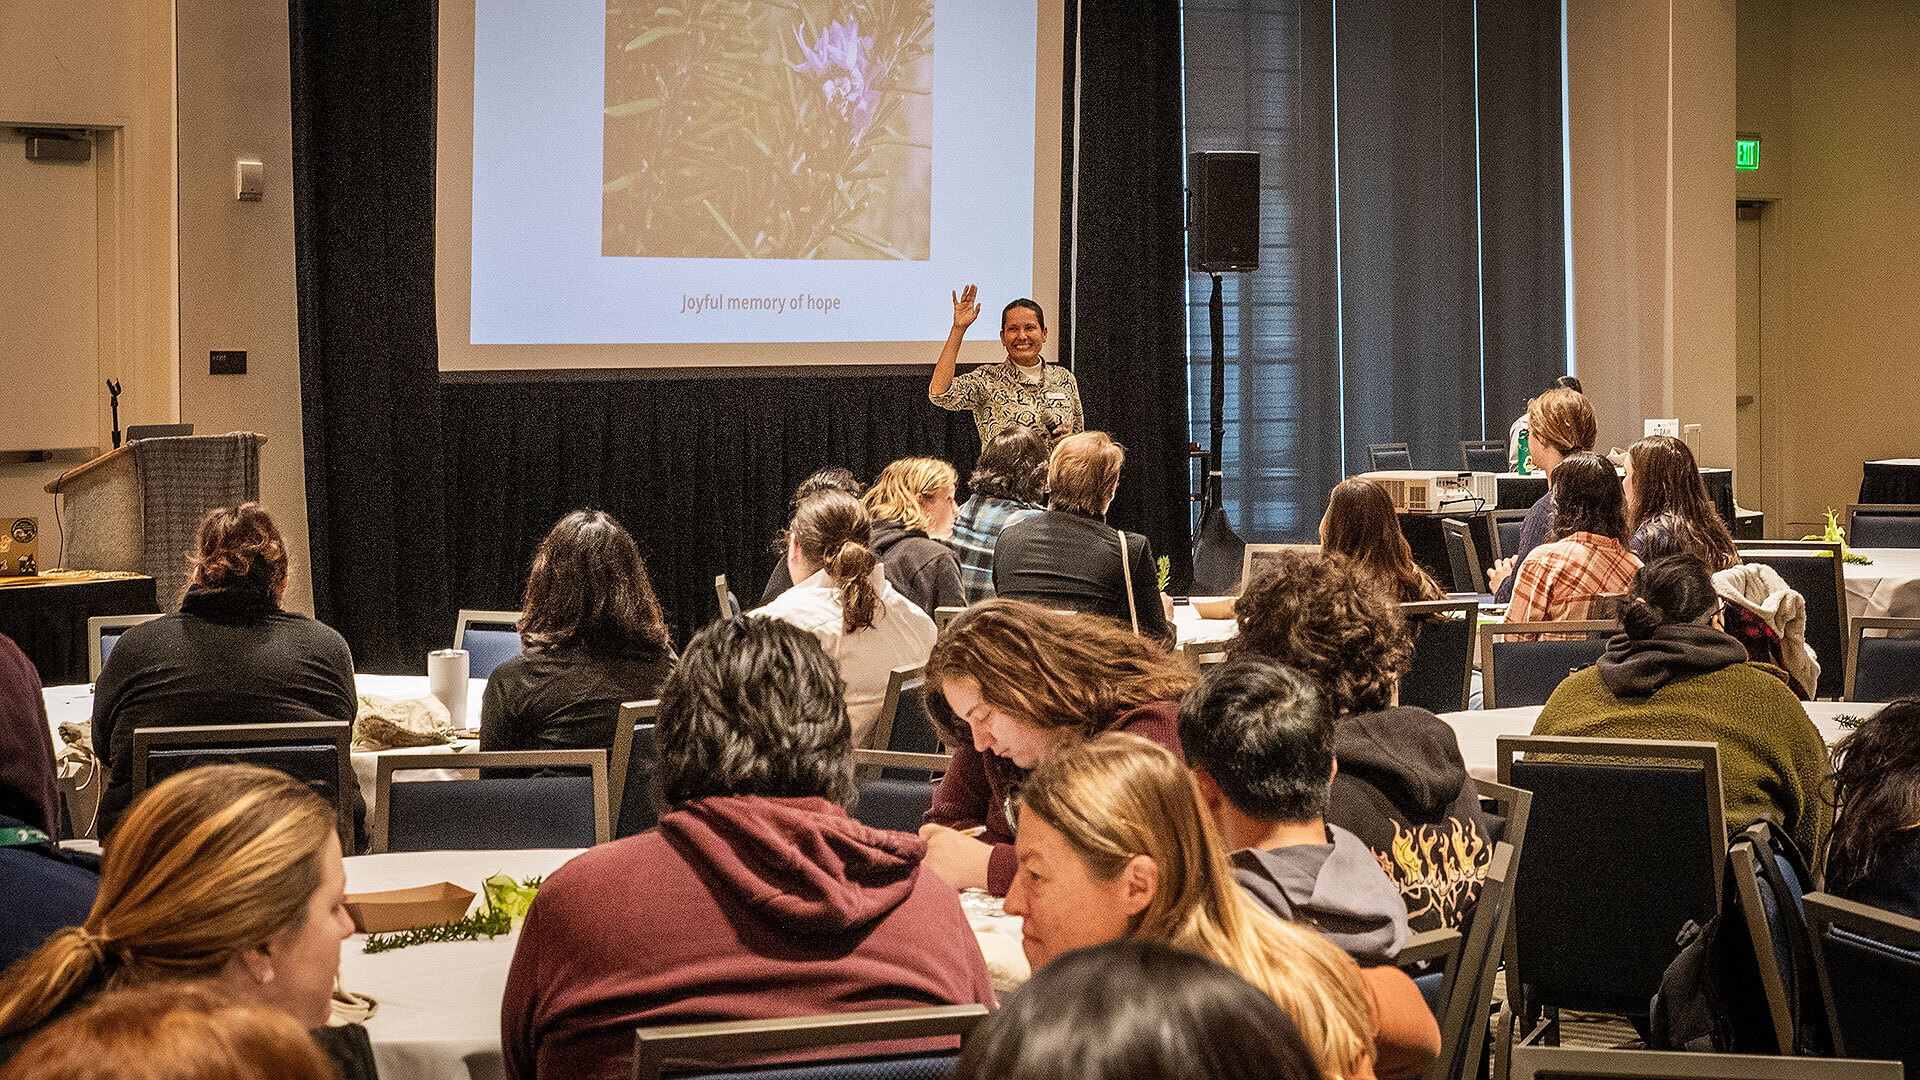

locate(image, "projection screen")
(436, 0), (1067, 371)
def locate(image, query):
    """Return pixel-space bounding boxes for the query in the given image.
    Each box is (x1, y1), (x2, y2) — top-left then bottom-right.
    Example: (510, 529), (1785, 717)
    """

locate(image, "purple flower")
(794, 18), (886, 141)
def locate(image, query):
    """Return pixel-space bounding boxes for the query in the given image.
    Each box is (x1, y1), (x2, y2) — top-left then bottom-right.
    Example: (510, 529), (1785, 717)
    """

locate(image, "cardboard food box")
(1188, 595), (1237, 620)
(343, 882), (476, 934)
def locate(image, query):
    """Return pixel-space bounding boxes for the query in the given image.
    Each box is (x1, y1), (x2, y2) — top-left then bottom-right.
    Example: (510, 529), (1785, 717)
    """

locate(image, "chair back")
(1476, 620), (1619, 709)
(1499, 736), (1724, 1022)
(1462, 440), (1508, 474)
(850, 749), (951, 834)
(1179, 638), (1234, 665)
(1846, 504), (1920, 549)
(1399, 599), (1478, 713)
(1239, 543), (1320, 594)
(1805, 892), (1920, 1073)
(1735, 541), (1847, 698)
(631, 1004), (988, 1080)
(715, 575), (743, 618)
(1726, 822), (1819, 1055)
(1490, 509), (1529, 563)
(87, 613), (165, 681)
(454, 609), (524, 680)
(610, 700), (662, 838)
(1508, 1043), (1899, 1079)
(1846, 617), (1920, 701)
(1441, 518), (1487, 595)
(869, 667), (942, 757)
(1368, 442), (1414, 471)
(1425, 841), (1521, 1080)
(932, 606), (964, 633)
(373, 749), (608, 852)
(131, 722), (355, 853)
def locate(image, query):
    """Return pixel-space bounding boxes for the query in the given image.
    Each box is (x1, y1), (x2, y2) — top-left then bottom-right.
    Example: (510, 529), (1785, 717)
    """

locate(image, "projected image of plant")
(604, 0), (934, 260)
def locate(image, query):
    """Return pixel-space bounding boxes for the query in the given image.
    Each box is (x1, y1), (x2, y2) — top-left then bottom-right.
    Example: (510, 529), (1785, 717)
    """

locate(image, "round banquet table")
(1437, 700), (1877, 784)
(1845, 547), (1920, 621)
(337, 850), (1024, 1080)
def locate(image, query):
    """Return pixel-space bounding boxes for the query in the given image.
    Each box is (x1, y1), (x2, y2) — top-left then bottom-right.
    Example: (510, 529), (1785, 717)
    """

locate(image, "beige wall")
(1739, 0), (1920, 535)
(176, 0), (311, 612)
(0, 0), (176, 553)
(1566, 0), (1738, 470)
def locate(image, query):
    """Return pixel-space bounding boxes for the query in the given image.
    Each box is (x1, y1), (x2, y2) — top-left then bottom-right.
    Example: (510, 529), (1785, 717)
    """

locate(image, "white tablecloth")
(340, 849), (584, 1080)
(42, 674), (486, 825)
(1437, 700), (1877, 783)
(1172, 602), (1236, 646)
(1844, 547), (1920, 622)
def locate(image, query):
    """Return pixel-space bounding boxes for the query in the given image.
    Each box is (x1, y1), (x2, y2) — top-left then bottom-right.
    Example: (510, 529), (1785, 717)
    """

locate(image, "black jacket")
(479, 641), (674, 755)
(867, 519), (966, 617)
(991, 510), (1174, 644)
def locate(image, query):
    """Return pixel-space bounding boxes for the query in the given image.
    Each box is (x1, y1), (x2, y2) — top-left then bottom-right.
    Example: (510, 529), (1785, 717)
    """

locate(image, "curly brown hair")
(186, 502), (288, 602)
(1229, 549), (1412, 715)
(924, 599), (1194, 745)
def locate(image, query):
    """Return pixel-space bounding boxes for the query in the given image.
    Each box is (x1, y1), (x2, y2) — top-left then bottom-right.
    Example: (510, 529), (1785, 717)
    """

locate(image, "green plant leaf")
(623, 26), (683, 51)
(606, 98), (662, 118)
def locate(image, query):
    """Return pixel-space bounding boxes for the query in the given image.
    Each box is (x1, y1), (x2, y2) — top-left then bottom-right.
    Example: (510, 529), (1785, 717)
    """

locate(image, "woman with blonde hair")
(920, 599), (1193, 894)
(991, 431), (1174, 643)
(1320, 478), (1445, 604)
(0, 765), (358, 1072)
(1008, 734), (1441, 1080)
(862, 457), (965, 616)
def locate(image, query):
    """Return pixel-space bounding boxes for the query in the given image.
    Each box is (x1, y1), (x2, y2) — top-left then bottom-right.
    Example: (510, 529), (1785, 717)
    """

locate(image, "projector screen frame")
(435, 0), (1070, 376)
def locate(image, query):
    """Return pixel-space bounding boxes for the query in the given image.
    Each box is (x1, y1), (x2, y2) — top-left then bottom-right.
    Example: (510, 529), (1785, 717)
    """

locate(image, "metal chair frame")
(609, 699), (662, 825)
(1804, 891), (1920, 1062)
(932, 606), (965, 633)
(1462, 439), (1510, 473)
(454, 608), (521, 647)
(87, 613), (165, 681)
(1239, 543), (1320, 594)
(132, 721), (355, 852)
(1476, 620), (1620, 709)
(1401, 598), (1479, 712)
(1488, 508), (1531, 563)
(1733, 540), (1848, 698)
(631, 1004), (989, 1080)
(1844, 616), (1920, 702)
(1441, 518), (1488, 595)
(1368, 442), (1414, 471)
(1845, 504), (1920, 548)
(371, 748), (609, 852)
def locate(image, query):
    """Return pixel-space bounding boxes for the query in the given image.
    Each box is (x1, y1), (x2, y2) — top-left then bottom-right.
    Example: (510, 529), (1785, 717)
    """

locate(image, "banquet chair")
(1423, 841), (1520, 1080)
(454, 609), (523, 680)
(1727, 824), (1817, 1056)
(1179, 638), (1234, 665)
(851, 749), (952, 834)
(1498, 736), (1724, 1040)
(132, 721), (355, 853)
(87, 612), (165, 680)
(715, 575), (743, 618)
(1805, 892), (1920, 1075)
(1733, 541), (1846, 698)
(868, 665), (942, 760)
(1399, 599), (1478, 713)
(1368, 442), (1414, 471)
(1490, 509), (1530, 563)
(373, 749), (608, 852)
(1845, 504), (1920, 549)
(1845, 617), (1920, 701)
(1476, 620), (1620, 709)
(1505, 1033), (1898, 1080)
(932, 606), (964, 632)
(1462, 440), (1509, 474)
(1441, 518), (1488, 595)
(631, 1003), (989, 1080)
(610, 699), (662, 838)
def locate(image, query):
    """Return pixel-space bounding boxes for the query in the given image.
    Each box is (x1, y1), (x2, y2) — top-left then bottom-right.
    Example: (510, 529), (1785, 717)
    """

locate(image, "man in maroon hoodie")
(501, 617), (994, 1080)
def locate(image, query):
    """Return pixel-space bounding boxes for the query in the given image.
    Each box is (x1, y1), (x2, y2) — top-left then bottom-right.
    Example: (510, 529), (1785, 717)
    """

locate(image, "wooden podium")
(46, 433), (266, 609)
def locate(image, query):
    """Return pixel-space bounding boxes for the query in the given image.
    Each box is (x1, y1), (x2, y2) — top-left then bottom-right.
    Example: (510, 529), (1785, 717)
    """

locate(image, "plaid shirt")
(1506, 532), (1642, 638)
(946, 495), (1042, 604)
(929, 360), (1084, 444)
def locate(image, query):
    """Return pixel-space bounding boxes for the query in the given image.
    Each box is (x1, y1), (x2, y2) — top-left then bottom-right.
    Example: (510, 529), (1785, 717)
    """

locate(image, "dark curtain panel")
(291, 0), (453, 673)
(1184, 0), (1565, 541)
(1068, 1), (1195, 587)
(440, 376), (977, 649)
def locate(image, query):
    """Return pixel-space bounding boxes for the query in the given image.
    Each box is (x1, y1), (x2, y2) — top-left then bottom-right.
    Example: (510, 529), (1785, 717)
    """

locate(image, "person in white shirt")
(752, 491), (939, 748)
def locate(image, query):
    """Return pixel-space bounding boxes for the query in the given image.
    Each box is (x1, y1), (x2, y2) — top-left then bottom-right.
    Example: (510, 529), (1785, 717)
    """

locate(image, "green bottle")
(1516, 428), (1532, 475)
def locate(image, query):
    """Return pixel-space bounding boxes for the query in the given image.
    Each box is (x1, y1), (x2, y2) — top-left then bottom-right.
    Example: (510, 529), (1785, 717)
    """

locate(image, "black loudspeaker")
(1187, 151), (1260, 273)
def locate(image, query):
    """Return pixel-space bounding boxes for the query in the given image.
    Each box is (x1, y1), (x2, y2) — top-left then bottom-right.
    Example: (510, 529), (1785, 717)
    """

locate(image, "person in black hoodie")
(1232, 548), (1495, 934)
(861, 457), (966, 616)
(0, 632), (99, 972)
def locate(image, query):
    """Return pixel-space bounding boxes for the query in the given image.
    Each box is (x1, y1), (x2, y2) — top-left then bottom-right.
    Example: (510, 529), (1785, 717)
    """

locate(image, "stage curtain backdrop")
(1184, 0), (1567, 542)
(291, 1), (1190, 664)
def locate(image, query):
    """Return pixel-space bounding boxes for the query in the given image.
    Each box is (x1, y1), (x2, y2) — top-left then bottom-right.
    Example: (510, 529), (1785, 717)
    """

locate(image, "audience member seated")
(1180, 657), (1410, 964)
(863, 458), (967, 616)
(1321, 478), (1445, 604)
(0, 766), (362, 1075)
(1007, 734), (1441, 1080)
(1506, 451), (1642, 633)
(1490, 385), (1598, 602)
(1531, 554), (1832, 860)
(920, 599), (1192, 895)
(952, 940), (1320, 1080)
(1233, 549), (1494, 933)
(1506, 374), (1583, 471)
(1821, 700), (1920, 917)
(949, 426), (1049, 603)
(991, 431), (1175, 643)
(752, 492), (937, 747)
(500, 617), (992, 1080)
(480, 510), (676, 758)
(0, 983), (341, 1080)
(91, 504), (358, 838)
(758, 466), (865, 606)
(0, 633), (99, 971)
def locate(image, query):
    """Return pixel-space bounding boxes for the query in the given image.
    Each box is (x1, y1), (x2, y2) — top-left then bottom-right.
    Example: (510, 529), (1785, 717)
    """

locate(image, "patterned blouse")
(929, 360), (1084, 444)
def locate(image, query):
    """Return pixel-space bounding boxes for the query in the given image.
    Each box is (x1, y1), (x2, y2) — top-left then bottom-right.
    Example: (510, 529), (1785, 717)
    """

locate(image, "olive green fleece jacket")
(1531, 662), (1833, 864)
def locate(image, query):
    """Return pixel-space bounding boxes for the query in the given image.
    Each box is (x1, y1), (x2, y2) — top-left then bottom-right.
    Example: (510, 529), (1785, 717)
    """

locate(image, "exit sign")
(1736, 136), (1760, 170)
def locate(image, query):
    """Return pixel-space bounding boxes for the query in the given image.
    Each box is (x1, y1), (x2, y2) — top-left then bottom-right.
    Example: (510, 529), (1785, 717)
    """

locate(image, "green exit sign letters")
(1736, 136), (1761, 170)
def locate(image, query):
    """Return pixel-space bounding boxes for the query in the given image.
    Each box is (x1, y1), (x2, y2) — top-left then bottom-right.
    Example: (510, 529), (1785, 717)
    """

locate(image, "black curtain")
(292, 3), (1191, 663)
(291, 0), (452, 673)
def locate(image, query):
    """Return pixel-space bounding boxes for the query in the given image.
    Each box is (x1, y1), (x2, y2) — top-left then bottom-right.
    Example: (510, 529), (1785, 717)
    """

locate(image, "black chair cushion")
(147, 745), (342, 802)
(1401, 615), (1473, 713)
(386, 775), (597, 851)
(1489, 638), (1608, 709)
(675, 1052), (958, 1080)
(852, 778), (937, 835)
(1508, 759), (1719, 1016)
(617, 726), (661, 839)
(461, 628), (524, 680)
(1854, 637), (1920, 702)
(1819, 925), (1920, 1071)
(1850, 514), (1920, 549)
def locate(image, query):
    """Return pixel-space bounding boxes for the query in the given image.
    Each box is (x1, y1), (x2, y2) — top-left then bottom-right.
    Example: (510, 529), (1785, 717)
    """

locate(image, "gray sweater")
(1231, 823), (1411, 964)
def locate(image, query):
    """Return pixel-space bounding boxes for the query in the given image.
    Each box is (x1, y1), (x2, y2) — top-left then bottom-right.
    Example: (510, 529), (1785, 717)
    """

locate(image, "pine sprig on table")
(360, 875), (544, 954)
